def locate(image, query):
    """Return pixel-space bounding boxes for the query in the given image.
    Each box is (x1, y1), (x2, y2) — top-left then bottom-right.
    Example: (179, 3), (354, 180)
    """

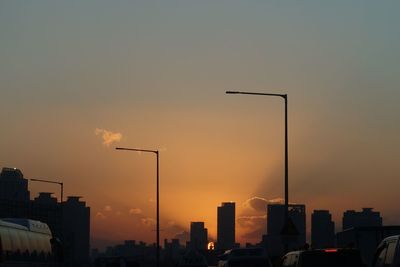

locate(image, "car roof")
(284, 248), (360, 256)
(382, 235), (400, 242)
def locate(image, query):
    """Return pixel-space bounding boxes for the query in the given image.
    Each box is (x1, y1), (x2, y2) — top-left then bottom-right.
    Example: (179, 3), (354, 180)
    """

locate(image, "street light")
(226, 90), (290, 245)
(30, 178), (64, 203)
(115, 147), (160, 267)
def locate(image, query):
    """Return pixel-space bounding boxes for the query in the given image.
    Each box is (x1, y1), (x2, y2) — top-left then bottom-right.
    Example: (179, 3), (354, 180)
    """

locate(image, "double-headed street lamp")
(115, 147), (160, 267)
(30, 178), (64, 203)
(226, 90), (290, 241)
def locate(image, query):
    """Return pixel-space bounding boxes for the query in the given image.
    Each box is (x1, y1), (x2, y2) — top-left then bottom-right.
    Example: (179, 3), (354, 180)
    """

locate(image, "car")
(372, 235), (400, 267)
(217, 247), (272, 267)
(281, 248), (367, 267)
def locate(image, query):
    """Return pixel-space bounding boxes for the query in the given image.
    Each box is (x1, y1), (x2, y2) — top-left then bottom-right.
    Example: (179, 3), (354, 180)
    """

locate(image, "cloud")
(237, 215), (267, 240)
(129, 208), (142, 215)
(243, 197), (284, 213)
(237, 215), (267, 228)
(141, 217), (156, 227)
(95, 212), (107, 220)
(95, 128), (122, 146)
(104, 205), (112, 212)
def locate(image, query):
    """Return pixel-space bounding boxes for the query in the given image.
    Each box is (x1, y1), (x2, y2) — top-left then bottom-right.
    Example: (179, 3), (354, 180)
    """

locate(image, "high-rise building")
(190, 222), (208, 250)
(217, 202), (235, 250)
(342, 208), (382, 230)
(311, 210), (335, 248)
(0, 167), (30, 201)
(266, 204), (306, 253)
(63, 196), (91, 266)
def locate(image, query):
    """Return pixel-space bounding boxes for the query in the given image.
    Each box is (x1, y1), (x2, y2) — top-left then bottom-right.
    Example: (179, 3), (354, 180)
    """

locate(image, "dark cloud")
(174, 231), (189, 244)
(237, 215), (267, 241)
(243, 197), (284, 213)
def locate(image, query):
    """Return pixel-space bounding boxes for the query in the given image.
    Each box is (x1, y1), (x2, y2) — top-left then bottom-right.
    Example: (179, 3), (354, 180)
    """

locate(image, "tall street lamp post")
(30, 178), (64, 203)
(226, 90), (289, 248)
(115, 147), (160, 267)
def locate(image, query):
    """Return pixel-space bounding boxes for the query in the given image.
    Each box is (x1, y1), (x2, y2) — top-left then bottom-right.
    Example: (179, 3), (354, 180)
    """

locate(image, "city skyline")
(0, 165), (396, 252)
(1, 1), (400, 250)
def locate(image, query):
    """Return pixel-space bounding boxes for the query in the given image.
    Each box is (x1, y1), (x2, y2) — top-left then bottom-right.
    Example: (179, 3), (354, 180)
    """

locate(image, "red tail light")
(324, 249), (338, 253)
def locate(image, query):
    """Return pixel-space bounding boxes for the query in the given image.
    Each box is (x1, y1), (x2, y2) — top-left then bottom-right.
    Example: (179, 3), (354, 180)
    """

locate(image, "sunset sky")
(1, 1), (400, 249)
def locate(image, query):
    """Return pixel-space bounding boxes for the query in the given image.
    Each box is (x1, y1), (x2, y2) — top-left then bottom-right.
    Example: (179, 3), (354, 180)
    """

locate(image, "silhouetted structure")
(263, 204), (306, 256)
(0, 167), (30, 201)
(217, 202), (235, 250)
(32, 192), (63, 242)
(190, 222), (208, 250)
(100, 240), (157, 266)
(342, 208), (382, 230)
(164, 238), (182, 264)
(311, 210), (335, 248)
(63, 196), (90, 266)
(337, 226), (400, 264)
(0, 167), (90, 266)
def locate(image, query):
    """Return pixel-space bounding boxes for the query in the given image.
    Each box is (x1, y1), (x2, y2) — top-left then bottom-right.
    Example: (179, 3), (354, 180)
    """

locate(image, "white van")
(372, 235), (400, 267)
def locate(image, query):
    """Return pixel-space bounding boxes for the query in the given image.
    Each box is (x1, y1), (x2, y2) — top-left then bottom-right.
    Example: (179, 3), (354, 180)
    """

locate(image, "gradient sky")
(1, 1), (400, 249)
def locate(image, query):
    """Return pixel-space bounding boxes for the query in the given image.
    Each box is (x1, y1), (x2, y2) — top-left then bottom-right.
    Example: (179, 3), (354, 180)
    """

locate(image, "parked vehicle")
(281, 248), (366, 267)
(217, 247), (271, 267)
(336, 226), (400, 264)
(372, 235), (400, 267)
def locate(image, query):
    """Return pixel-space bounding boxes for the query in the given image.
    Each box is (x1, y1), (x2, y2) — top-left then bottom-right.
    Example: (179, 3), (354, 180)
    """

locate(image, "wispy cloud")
(129, 208), (142, 215)
(141, 217), (156, 226)
(95, 128), (122, 146)
(104, 205), (112, 212)
(95, 212), (107, 220)
(242, 197), (284, 212)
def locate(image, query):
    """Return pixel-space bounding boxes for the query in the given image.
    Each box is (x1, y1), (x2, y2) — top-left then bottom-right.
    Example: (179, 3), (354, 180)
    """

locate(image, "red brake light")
(324, 249), (338, 253)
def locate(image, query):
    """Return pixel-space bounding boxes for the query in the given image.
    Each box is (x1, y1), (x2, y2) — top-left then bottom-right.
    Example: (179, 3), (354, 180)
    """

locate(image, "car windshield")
(300, 250), (363, 267)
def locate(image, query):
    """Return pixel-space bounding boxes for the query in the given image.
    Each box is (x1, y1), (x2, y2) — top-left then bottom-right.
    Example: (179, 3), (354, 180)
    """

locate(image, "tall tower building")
(266, 204), (306, 252)
(217, 202), (235, 250)
(63, 196), (91, 265)
(342, 208), (382, 230)
(190, 222), (208, 250)
(311, 210), (335, 248)
(0, 167), (30, 201)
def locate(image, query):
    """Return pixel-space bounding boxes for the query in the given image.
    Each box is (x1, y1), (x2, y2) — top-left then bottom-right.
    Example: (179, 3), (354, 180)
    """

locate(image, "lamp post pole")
(116, 147), (160, 267)
(226, 90), (289, 249)
(30, 178), (64, 203)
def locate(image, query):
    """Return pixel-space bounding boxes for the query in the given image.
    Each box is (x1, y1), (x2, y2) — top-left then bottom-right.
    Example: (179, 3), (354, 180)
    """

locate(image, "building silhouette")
(190, 222), (208, 250)
(0, 167), (30, 201)
(311, 210), (335, 248)
(63, 196), (90, 266)
(100, 240), (158, 266)
(217, 202), (235, 250)
(342, 208), (382, 230)
(263, 204), (306, 255)
(0, 167), (90, 266)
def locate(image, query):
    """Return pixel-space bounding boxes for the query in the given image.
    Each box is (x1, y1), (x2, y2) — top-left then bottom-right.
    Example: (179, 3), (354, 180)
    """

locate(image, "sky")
(1, 1), (400, 250)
